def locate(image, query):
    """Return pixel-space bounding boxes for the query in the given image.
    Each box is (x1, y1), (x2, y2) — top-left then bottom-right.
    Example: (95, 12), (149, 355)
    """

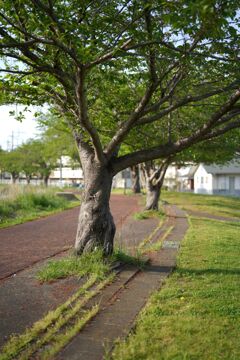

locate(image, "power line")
(6, 130), (26, 151)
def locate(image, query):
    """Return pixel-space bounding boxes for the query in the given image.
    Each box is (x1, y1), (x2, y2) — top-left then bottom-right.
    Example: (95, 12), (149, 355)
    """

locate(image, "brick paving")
(0, 199), (189, 360)
(0, 194), (140, 281)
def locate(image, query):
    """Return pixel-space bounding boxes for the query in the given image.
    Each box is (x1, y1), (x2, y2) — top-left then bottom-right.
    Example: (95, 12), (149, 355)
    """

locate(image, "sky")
(0, 105), (41, 150)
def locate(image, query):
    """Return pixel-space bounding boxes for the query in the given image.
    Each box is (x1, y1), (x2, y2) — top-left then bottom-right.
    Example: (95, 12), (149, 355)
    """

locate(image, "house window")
(201, 177), (204, 184)
(205, 177), (208, 183)
(218, 176), (227, 190)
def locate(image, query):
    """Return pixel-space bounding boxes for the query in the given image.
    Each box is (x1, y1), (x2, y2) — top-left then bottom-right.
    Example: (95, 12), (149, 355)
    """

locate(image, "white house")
(193, 162), (240, 196)
(164, 164), (196, 191)
(112, 169), (132, 189)
(50, 156), (83, 186)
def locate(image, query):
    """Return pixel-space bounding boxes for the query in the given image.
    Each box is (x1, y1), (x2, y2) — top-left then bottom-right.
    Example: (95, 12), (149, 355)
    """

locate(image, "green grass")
(114, 249), (147, 269)
(0, 185), (79, 228)
(111, 217), (240, 360)
(133, 209), (164, 220)
(162, 190), (240, 218)
(37, 250), (111, 282)
(37, 248), (146, 283)
(111, 188), (137, 195)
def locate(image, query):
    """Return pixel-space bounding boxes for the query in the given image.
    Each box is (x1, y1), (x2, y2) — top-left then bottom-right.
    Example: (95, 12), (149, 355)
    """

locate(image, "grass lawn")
(111, 216), (240, 360)
(0, 185), (80, 228)
(162, 191), (240, 219)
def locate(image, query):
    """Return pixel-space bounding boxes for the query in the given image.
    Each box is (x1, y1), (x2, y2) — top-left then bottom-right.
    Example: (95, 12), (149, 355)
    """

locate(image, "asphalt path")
(0, 194), (140, 281)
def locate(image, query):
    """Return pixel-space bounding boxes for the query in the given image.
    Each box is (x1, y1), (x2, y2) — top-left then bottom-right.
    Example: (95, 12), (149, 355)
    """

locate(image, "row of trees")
(0, 114), (79, 185)
(0, 1), (239, 255)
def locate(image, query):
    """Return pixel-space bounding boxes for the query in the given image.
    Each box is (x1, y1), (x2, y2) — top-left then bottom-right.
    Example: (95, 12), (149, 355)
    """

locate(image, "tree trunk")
(131, 165), (141, 193)
(74, 159), (115, 256)
(12, 173), (18, 184)
(44, 175), (49, 187)
(145, 180), (161, 210)
(143, 160), (170, 211)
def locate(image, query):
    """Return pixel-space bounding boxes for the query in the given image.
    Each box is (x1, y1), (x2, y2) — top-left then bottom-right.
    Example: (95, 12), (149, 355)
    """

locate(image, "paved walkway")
(0, 201), (189, 359)
(0, 194), (140, 281)
(0, 195), (142, 348)
(57, 205), (189, 360)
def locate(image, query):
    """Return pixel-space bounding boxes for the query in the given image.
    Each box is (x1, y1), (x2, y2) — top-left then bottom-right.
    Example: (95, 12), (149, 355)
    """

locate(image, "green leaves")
(0, 0), (239, 168)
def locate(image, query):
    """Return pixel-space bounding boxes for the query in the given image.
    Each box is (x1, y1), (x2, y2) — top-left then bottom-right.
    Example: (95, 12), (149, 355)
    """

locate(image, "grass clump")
(112, 217), (240, 360)
(134, 209), (164, 220)
(37, 250), (110, 282)
(113, 248), (147, 269)
(38, 248), (147, 283)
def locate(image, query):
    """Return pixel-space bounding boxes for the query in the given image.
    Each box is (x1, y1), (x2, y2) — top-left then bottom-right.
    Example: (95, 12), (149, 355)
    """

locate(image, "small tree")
(141, 158), (171, 210)
(0, 149), (24, 183)
(18, 141), (39, 184)
(142, 129), (240, 210)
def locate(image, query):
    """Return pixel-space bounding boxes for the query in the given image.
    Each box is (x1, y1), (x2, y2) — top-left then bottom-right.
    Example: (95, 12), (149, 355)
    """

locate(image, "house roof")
(202, 161), (240, 175)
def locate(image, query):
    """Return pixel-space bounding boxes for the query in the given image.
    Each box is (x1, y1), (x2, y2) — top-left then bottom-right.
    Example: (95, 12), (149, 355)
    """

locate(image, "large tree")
(0, 1), (240, 255)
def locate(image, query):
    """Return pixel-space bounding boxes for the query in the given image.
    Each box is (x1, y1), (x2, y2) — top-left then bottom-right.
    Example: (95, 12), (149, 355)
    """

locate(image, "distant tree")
(141, 129), (240, 210)
(141, 158), (172, 210)
(0, 149), (24, 183)
(130, 165), (141, 194)
(38, 112), (80, 166)
(28, 139), (59, 186)
(17, 141), (39, 184)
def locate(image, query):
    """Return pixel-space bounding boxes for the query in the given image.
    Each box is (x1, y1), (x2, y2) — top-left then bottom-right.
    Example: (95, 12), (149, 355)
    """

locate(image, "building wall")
(194, 165), (213, 194)
(164, 165), (192, 191)
(194, 164), (240, 196)
(51, 167), (83, 180)
(212, 174), (240, 196)
(112, 169), (132, 189)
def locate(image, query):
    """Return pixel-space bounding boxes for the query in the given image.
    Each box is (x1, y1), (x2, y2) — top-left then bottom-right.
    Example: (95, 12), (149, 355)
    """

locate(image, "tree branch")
(201, 118), (240, 141)
(112, 89), (240, 173)
(137, 82), (240, 126)
(86, 39), (133, 69)
(105, 82), (157, 158)
(75, 67), (105, 163)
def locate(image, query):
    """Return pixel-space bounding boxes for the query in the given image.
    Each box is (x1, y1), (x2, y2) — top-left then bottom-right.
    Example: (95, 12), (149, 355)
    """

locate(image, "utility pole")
(11, 131), (14, 150)
(59, 156), (63, 187)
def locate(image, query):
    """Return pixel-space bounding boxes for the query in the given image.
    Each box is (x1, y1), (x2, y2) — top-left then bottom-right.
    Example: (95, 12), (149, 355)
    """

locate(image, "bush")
(0, 185), (70, 225)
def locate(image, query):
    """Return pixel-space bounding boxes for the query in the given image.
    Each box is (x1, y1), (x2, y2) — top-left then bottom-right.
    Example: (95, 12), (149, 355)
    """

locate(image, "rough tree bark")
(143, 159), (170, 211)
(130, 165), (141, 193)
(74, 149), (115, 256)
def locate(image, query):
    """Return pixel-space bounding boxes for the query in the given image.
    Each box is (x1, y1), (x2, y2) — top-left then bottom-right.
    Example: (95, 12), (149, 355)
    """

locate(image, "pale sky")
(0, 105), (41, 150)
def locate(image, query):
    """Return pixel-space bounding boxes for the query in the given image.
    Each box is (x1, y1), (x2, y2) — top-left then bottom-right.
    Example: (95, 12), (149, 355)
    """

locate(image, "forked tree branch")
(112, 89), (240, 173)
(75, 67), (105, 163)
